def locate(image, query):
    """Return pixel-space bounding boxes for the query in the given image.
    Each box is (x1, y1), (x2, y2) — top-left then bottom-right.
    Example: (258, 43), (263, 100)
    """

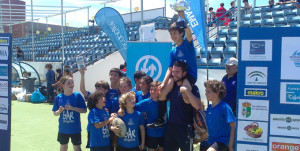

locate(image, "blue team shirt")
(46, 70), (55, 85)
(168, 84), (200, 126)
(131, 87), (138, 93)
(135, 98), (165, 137)
(202, 101), (236, 146)
(111, 96), (120, 113)
(109, 89), (119, 101)
(88, 107), (111, 147)
(135, 91), (150, 103)
(222, 73), (237, 114)
(52, 92), (87, 134)
(169, 39), (197, 80)
(118, 110), (144, 148)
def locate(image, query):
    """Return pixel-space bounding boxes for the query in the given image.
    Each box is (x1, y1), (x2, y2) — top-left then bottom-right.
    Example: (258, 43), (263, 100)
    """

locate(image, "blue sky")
(21, 0), (269, 28)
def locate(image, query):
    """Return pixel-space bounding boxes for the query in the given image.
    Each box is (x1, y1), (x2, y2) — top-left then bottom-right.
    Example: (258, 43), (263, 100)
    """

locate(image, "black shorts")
(200, 142), (228, 151)
(185, 73), (196, 86)
(91, 146), (111, 151)
(116, 145), (139, 151)
(146, 136), (164, 149)
(57, 132), (81, 145)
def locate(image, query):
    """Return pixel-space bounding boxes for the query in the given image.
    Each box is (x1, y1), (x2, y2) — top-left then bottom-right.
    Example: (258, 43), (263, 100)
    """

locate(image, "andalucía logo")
(272, 142), (300, 151)
(290, 50), (300, 67)
(247, 71), (267, 85)
(250, 41), (265, 54)
(286, 84), (300, 103)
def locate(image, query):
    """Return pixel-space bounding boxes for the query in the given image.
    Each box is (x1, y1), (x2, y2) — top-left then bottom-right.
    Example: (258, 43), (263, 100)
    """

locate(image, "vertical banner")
(95, 7), (128, 60)
(185, 0), (207, 57)
(126, 42), (171, 85)
(236, 27), (300, 150)
(0, 33), (12, 151)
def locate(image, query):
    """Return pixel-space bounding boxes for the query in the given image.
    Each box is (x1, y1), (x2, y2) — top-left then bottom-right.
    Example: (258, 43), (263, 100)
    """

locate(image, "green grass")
(11, 100), (200, 151)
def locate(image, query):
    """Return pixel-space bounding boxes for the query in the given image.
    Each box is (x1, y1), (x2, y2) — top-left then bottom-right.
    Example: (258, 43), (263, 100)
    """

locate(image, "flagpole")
(237, 0), (241, 58)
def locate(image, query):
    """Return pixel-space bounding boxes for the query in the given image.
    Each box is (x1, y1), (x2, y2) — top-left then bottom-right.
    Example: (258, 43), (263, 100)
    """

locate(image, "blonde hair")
(119, 91), (136, 110)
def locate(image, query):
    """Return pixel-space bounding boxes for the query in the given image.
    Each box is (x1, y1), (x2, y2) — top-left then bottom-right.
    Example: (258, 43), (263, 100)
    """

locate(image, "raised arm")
(180, 87), (202, 111)
(79, 67), (88, 98)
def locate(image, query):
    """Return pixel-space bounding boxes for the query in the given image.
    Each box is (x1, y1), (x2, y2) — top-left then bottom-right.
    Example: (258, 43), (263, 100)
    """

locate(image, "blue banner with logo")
(0, 33), (12, 151)
(184, 0), (207, 58)
(95, 7), (128, 60)
(127, 42), (171, 85)
(236, 27), (300, 151)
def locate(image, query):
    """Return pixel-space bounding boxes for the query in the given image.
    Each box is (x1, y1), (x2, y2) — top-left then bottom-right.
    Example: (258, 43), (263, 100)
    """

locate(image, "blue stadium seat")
(214, 37), (226, 47)
(241, 21), (251, 27)
(221, 59), (228, 66)
(274, 17), (287, 26)
(208, 58), (221, 66)
(262, 18), (275, 27)
(223, 53), (236, 59)
(272, 10), (284, 18)
(207, 38), (215, 47)
(242, 14), (251, 21)
(282, 3), (295, 10)
(251, 13), (261, 20)
(272, 5), (282, 11)
(223, 46), (237, 54)
(251, 19), (262, 27)
(287, 16), (300, 26)
(251, 8), (261, 14)
(228, 29), (237, 37)
(217, 29), (228, 38)
(211, 47), (223, 58)
(257, 12), (272, 19)
(197, 58), (207, 66)
(284, 9), (297, 17)
(292, 24), (300, 27)
(261, 7), (272, 13)
(229, 21), (237, 29)
(226, 38), (237, 47)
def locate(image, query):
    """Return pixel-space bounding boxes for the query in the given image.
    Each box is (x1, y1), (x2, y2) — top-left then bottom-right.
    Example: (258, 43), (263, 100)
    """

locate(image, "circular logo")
(135, 55), (162, 81)
(286, 117), (292, 123)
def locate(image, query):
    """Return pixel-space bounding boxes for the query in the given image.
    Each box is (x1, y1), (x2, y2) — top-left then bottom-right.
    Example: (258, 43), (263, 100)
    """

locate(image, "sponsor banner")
(280, 82), (300, 104)
(0, 81), (8, 97)
(236, 143), (268, 151)
(281, 37), (300, 80)
(241, 40), (272, 61)
(0, 113), (8, 130)
(270, 137), (300, 151)
(245, 67), (268, 86)
(0, 37), (9, 45)
(238, 99), (269, 121)
(270, 114), (300, 137)
(0, 98), (8, 114)
(237, 120), (268, 143)
(0, 46), (8, 60)
(0, 64), (8, 79)
(244, 88), (267, 97)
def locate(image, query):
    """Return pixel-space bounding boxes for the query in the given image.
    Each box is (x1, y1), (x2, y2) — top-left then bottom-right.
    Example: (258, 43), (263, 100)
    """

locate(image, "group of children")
(52, 11), (236, 151)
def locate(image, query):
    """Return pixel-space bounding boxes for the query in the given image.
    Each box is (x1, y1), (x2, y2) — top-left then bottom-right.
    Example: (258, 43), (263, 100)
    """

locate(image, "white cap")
(225, 57), (238, 66)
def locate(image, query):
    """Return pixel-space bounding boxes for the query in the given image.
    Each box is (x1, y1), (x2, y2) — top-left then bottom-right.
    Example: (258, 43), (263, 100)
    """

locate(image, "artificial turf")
(11, 100), (200, 151)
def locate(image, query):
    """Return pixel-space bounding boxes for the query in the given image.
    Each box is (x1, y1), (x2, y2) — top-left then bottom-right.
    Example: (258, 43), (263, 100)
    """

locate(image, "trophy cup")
(170, 0), (189, 28)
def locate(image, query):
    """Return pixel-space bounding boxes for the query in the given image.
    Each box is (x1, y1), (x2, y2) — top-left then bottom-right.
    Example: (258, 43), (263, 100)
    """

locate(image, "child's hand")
(117, 108), (125, 117)
(140, 143), (145, 150)
(180, 86), (188, 94)
(158, 83), (165, 90)
(58, 106), (65, 113)
(65, 104), (73, 110)
(79, 67), (86, 75)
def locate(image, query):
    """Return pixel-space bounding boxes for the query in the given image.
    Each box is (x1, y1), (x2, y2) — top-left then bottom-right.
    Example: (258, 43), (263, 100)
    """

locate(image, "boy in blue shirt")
(201, 80), (236, 151)
(149, 11), (197, 127)
(111, 91), (146, 151)
(87, 91), (117, 151)
(131, 71), (146, 93)
(52, 76), (87, 151)
(109, 68), (122, 98)
(135, 75), (152, 103)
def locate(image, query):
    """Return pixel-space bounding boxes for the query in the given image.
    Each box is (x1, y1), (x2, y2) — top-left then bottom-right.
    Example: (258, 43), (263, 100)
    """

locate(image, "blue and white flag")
(95, 7), (128, 60)
(184, 0), (207, 58)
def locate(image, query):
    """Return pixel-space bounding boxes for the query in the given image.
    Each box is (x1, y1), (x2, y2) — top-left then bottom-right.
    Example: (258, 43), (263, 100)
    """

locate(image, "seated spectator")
(269, 0), (275, 8)
(228, 1), (237, 21)
(243, 0), (252, 14)
(277, 0), (294, 5)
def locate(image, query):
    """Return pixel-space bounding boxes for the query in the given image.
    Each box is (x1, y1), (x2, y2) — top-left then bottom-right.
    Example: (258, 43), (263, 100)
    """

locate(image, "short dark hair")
(173, 61), (188, 73)
(150, 81), (162, 87)
(231, 1), (235, 6)
(27, 72), (31, 77)
(120, 64), (125, 70)
(87, 91), (106, 110)
(220, 3), (224, 6)
(95, 80), (110, 90)
(141, 75), (153, 85)
(134, 71), (146, 81)
(45, 63), (53, 69)
(204, 80), (226, 99)
(168, 22), (185, 38)
(209, 7), (213, 11)
(243, 0), (248, 2)
(56, 68), (62, 73)
(109, 68), (122, 77)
